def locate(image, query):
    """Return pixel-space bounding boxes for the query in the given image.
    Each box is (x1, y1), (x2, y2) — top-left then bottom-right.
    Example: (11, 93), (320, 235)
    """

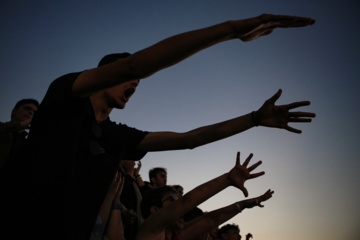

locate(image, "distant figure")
(246, 233), (253, 240)
(0, 14), (314, 239)
(0, 98), (39, 169)
(171, 185), (184, 199)
(149, 167), (167, 188)
(217, 224), (241, 240)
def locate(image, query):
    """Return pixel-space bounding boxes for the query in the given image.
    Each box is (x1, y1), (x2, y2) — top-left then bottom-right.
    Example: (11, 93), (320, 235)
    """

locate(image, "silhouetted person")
(149, 167), (167, 188)
(0, 98), (39, 169)
(217, 224), (241, 240)
(245, 233), (252, 240)
(0, 14), (314, 239)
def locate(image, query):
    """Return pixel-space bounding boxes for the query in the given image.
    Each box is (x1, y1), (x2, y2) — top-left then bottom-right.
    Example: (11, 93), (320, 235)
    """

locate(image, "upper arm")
(135, 131), (195, 152)
(71, 57), (140, 98)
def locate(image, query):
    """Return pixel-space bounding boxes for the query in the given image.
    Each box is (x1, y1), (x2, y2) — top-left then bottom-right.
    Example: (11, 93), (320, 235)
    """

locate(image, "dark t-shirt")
(0, 72), (148, 239)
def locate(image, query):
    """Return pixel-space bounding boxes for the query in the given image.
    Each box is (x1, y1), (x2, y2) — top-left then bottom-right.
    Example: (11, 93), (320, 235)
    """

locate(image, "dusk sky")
(1, 1), (359, 240)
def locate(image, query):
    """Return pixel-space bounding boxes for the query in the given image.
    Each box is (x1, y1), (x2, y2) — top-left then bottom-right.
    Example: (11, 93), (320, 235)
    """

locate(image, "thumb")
(268, 89), (282, 104)
(240, 186), (248, 197)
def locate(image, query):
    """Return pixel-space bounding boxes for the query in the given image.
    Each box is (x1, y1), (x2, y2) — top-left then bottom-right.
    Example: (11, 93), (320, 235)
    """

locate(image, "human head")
(11, 98), (39, 121)
(171, 185), (184, 199)
(97, 53), (139, 110)
(217, 224), (241, 240)
(149, 167), (167, 187)
(140, 185), (176, 219)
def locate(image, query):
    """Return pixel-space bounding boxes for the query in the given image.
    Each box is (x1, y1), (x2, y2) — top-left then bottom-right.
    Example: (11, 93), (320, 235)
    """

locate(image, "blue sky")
(1, 1), (359, 240)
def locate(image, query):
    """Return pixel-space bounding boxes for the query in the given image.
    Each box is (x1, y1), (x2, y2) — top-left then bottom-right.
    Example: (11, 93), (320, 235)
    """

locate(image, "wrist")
(112, 204), (122, 211)
(251, 111), (259, 127)
(235, 201), (243, 212)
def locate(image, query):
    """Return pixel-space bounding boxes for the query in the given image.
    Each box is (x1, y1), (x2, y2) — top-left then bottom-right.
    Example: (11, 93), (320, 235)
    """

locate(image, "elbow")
(183, 137), (202, 150)
(126, 55), (157, 80)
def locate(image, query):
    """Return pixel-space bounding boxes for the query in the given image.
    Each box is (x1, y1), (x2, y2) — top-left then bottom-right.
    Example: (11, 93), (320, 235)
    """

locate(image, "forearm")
(73, 21), (235, 97)
(129, 21), (235, 79)
(181, 203), (241, 240)
(202, 201), (243, 227)
(139, 172), (231, 237)
(137, 113), (255, 152)
(184, 113), (256, 149)
(98, 194), (116, 224)
(179, 173), (231, 215)
(105, 209), (124, 240)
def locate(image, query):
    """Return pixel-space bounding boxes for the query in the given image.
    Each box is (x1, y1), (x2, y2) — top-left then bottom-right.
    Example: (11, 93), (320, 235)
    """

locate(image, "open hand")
(227, 152), (265, 197)
(255, 89), (316, 133)
(244, 189), (274, 208)
(233, 14), (315, 42)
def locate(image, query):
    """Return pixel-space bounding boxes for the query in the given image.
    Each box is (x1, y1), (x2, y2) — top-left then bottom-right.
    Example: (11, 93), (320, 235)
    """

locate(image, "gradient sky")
(1, 1), (359, 240)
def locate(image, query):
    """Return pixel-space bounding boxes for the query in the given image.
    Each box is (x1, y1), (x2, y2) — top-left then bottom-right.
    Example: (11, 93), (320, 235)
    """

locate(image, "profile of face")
(174, 187), (183, 198)
(152, 171), (167, 187)
(104, 79), (139, 109)
(11, 103), (38, 122)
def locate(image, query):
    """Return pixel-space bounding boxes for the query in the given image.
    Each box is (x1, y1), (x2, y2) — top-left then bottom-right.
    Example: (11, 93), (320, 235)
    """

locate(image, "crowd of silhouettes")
(0, 13), (316, 240)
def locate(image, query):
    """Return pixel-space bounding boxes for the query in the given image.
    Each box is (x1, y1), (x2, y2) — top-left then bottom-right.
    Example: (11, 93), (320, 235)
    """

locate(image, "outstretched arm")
(180, 189), (274, 240)
(0, 119), (32, 134)
(136, 89), (315, 152)
(72, 14), (314, 97)
(136, 152), (264, 239)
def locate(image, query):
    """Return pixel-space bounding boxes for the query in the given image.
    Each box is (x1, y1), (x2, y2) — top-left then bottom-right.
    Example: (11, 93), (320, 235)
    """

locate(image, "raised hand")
(243, 189), (274, 209)
(134, 161), (142, 177)
(227, 152), (265, 197)
(232, 14), (315, 42)
(255, 89), (316, 133)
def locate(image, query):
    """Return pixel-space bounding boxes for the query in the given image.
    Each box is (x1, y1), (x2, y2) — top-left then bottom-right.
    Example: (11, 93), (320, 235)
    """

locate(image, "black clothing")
(0, 72), (148, 240)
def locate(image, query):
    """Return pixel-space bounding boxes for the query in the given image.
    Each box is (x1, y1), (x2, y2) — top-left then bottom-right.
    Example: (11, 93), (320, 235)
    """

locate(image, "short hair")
(217, 224), (240, 239)
(140, 186), (174, 219)
(97, 53), (131, 67)
(149, 167), (167, 183)
(171, 185), (183, 191)
(13, 98), (39, 110)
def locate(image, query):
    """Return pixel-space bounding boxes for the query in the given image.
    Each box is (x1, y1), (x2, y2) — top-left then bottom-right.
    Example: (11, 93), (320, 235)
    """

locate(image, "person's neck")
(90, 93), (113, 123)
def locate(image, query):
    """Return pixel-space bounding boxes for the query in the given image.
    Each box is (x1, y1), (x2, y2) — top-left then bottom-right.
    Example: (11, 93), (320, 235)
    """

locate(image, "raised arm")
(136, 152), (264, 239)
(180, 189), (274, 240)
(0, 119), (31, 134)
(104, 172), (125, 240)
(72, 14), (314, 97)
(136, 89), (315, 152)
